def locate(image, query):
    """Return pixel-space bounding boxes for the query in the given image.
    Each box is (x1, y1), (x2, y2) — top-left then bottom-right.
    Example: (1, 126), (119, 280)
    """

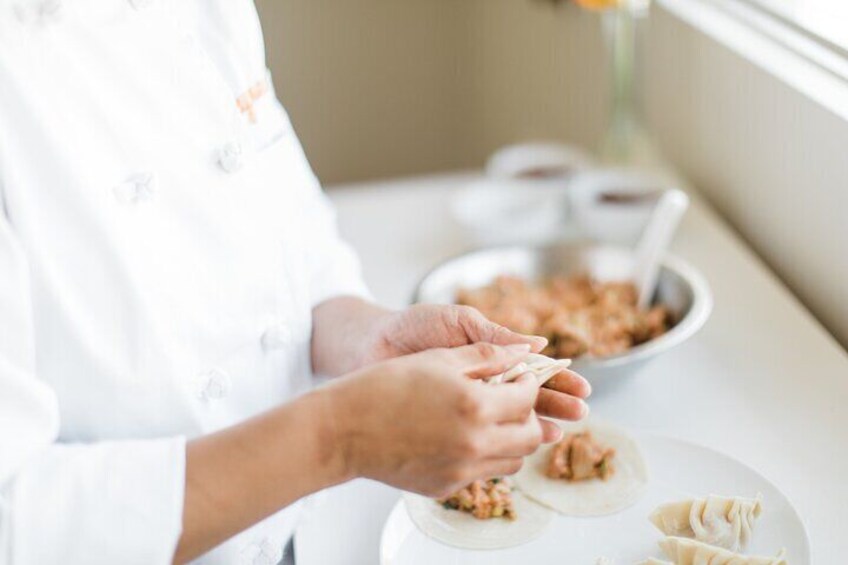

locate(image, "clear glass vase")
(598, 4), (654, 167)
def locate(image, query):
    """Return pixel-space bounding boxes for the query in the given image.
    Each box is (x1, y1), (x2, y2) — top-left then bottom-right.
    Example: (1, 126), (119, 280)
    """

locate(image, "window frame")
(741, 0), (848, 57)
(661, 0), (848, 84)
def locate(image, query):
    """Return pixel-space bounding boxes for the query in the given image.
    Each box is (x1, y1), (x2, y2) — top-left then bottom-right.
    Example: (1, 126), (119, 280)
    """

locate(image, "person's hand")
(363, 304), (547, 362)
(323, 342), (551, 497)
(362, 304), (592, 423)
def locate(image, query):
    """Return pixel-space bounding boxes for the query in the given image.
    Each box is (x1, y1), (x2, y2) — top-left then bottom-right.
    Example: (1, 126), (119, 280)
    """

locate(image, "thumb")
(459, 308), (547, 353)
(446, 342), (532, 379)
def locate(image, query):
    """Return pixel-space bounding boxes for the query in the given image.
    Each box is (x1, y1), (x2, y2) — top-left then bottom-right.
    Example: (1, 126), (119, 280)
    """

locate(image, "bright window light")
(746, 0), (848, 52)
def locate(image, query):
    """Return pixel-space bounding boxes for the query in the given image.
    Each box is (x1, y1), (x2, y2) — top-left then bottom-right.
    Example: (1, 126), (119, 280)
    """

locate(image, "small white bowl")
(570, 169), (670, 245)
(450, 178), (570, 247)
(486, 142), (593, 180)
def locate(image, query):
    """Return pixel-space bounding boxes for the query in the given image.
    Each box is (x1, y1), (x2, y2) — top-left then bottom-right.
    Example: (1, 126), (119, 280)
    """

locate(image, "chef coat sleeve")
(293, 149), (372, 308)
(0, 213), (186, 565)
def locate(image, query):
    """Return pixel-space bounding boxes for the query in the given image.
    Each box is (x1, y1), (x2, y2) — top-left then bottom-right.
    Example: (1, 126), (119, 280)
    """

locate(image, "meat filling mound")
(438, 478), (516, 520)
(546, 432), (615, 481)
(456, 274), (670, 359)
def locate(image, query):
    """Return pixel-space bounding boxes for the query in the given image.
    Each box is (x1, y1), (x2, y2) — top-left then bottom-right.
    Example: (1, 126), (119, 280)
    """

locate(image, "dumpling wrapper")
(649, 494), (762, 551)
(651, 536), (788, 565)
(403, 490), (554, 550)
(514, 420), (648, 516)
(489, 353), (572, 387)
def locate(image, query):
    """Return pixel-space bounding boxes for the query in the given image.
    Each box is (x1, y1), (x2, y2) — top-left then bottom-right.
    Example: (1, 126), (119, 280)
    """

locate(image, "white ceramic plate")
(380, 434), (810, 565)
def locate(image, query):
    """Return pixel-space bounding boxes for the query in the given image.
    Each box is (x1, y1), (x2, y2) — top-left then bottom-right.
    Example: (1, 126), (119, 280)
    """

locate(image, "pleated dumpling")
(655, 536), (787, 565)
(495, 353), (571, 387)
(649, 494), (762, 551)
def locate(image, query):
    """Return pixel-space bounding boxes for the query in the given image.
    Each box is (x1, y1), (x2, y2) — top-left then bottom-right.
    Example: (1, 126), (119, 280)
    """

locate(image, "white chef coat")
(0, 1), (369, 563)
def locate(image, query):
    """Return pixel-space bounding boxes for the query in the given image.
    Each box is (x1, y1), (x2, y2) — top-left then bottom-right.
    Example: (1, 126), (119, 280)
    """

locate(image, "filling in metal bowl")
(457, 274), (670, 358)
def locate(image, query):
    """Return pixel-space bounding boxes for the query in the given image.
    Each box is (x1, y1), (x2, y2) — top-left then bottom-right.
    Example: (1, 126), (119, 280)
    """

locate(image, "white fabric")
(0, 1), (369, 563)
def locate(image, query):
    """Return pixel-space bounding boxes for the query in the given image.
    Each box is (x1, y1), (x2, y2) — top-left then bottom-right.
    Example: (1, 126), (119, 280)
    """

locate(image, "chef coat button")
(217, 141), (244, 173)
(240, 537), (282, 565)
(14, 0), (62, 25)
(198, 368), (232, 401)
(256, 538), (282, 565)
(261, 323), (292, 351)
(12, 4), (29, 23)
(113, 172), (157, 204)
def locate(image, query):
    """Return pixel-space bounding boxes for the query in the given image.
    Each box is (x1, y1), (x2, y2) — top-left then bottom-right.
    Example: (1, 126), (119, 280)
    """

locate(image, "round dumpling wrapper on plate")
(514, 420), (648, 516)
(403, 490), (554, 550)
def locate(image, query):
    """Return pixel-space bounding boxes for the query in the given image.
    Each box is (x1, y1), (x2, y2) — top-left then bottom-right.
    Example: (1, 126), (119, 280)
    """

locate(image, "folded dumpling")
(649, 494), (762, 551)
(495, 353), (572, 387)
(656, 536), (787, 565)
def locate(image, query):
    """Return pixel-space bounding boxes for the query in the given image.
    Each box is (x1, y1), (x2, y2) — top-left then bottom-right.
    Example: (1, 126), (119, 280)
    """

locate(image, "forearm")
(173, 389), (348, 564)
(311, 296), (393, 376)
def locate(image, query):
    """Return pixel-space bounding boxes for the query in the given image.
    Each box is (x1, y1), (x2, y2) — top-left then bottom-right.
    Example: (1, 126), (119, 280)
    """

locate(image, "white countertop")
(296, 172), (848, 564)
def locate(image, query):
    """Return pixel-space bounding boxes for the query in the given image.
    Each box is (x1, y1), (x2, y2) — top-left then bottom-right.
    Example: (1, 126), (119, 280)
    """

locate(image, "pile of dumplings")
(641, 494), (788, 564)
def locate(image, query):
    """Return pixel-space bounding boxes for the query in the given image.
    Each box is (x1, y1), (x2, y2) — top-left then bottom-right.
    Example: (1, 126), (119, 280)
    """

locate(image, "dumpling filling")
(438, 478), (517, 520)
(456, 274), (670, 359)
(546, 431), (616, 481)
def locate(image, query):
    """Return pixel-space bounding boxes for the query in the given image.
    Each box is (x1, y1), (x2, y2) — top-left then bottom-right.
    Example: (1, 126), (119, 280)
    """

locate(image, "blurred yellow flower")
(573, 0), (621, 10)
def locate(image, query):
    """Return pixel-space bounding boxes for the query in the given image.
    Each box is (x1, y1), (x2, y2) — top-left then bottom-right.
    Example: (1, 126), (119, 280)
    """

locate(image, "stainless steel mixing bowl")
(412, 242), (713, 385)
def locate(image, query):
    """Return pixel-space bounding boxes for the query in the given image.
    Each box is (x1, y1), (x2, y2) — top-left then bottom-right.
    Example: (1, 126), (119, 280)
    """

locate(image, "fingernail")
(525, 336), (548, 352)
(505, 343), (532, 353)
(580, 401), (590, 419)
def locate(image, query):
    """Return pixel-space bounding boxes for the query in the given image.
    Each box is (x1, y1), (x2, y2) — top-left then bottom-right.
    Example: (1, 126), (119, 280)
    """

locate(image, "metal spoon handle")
(634, 188), (690, 309)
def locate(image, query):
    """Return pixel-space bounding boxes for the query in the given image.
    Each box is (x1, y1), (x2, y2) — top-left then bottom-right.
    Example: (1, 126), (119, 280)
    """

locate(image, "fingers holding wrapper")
(482, 353), (590, 422)
(485, 353), (573, 388)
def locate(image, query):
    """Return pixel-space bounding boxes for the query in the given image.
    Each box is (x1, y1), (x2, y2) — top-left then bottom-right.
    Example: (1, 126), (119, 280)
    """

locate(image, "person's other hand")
(324, 342), (549, 497)
(363, 304), (547, 362)
(362, 304), (591, 423)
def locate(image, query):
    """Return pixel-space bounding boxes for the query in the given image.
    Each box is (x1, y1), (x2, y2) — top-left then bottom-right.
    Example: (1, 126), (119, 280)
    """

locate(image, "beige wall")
(460, 0), (608, 166)
(255, 0), (606, 184)
(256, 0), (468, 184)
